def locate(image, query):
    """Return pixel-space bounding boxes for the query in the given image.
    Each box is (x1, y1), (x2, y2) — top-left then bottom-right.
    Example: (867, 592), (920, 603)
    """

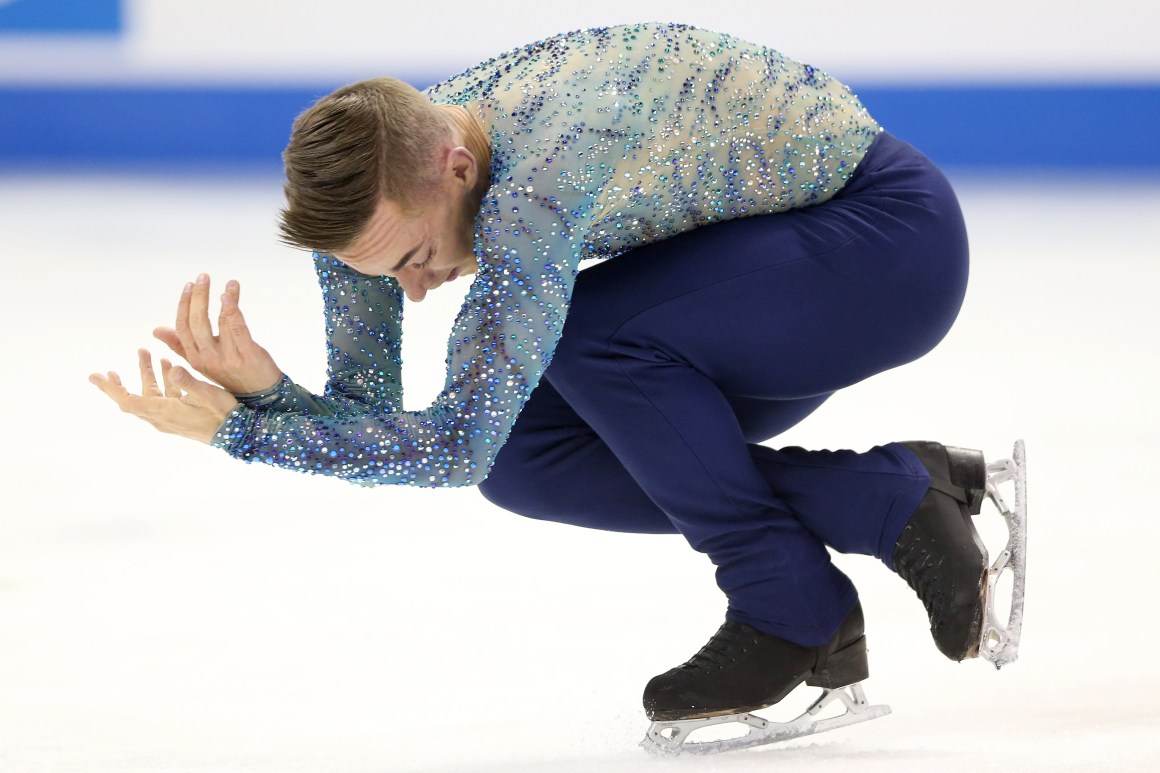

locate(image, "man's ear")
(447, 146), (478, 188)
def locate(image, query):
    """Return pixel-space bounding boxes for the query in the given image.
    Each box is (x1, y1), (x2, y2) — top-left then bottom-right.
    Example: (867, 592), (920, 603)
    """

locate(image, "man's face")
(336, 186), (479, 302)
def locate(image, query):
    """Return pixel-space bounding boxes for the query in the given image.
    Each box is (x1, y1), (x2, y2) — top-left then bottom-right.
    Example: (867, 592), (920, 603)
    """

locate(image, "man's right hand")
(153, 274), (283, 395)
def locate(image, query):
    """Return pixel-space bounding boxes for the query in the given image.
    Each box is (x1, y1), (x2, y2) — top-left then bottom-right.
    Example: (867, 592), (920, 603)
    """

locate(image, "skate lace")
(895, 534), (947, 620)
(680, 622), (753, 673)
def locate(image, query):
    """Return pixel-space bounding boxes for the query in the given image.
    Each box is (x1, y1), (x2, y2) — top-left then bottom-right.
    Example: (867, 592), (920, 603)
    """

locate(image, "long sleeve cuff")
(234, 374), (293, 409)
(232, 373), (339, 415)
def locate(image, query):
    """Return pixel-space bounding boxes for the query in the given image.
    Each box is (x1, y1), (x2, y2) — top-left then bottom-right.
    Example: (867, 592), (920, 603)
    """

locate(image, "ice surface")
(1, 170), (1158, 772)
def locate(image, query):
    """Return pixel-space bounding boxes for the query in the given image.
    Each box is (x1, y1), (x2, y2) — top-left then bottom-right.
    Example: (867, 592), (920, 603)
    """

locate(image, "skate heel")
(945, 445), (987, 515)
(904, 441), (987, 515)
(807, 635), (869, 689)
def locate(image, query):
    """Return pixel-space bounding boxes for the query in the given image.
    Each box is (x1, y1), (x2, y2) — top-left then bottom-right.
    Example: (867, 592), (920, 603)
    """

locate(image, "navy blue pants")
(479, 132), (970, 647)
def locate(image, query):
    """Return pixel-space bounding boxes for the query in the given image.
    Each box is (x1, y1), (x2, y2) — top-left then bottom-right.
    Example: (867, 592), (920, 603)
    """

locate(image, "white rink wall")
(0, 0), (1158, 84)
(4, 0), (1158, 172)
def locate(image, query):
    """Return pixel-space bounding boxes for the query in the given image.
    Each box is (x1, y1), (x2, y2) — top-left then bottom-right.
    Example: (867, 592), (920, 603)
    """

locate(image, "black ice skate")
(893, 440), (1027, 668)
(640, 602), (890, 755)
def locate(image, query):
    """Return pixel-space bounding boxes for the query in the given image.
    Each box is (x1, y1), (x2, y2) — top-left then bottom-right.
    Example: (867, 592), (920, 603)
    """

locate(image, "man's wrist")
(234, 374), (291, 408)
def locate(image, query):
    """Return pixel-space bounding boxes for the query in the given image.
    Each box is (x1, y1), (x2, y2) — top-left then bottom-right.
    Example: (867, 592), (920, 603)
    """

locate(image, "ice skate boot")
(641, 602), (890, 755)
(893, 440), (1027, 667)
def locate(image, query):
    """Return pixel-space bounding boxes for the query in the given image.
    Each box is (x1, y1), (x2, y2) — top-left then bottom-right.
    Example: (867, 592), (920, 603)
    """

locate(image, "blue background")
(0, 0), (121, 32)
(0, 2), (1156, 172)
(3, 82), (1157, 171)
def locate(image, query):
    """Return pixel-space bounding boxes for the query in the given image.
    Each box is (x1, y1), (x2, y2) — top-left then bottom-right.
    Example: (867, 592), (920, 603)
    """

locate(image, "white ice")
(1, 169), (1157, 772)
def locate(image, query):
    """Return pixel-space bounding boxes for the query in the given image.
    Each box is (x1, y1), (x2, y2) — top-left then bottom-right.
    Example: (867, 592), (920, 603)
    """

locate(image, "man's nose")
(398, 273), (427, 302)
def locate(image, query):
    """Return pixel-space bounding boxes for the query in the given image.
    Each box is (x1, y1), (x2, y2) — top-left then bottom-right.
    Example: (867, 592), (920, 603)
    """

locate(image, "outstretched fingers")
(187, 273), (216, 350)
(90, 353), (239, 444)
(217, 279), (251, 354)
(171, 280), (197, 358)
(159, 358), (181, 398)
(90, 352), (170, 423)
(89, 368), (145, 416)
(138, 348), (163, 396)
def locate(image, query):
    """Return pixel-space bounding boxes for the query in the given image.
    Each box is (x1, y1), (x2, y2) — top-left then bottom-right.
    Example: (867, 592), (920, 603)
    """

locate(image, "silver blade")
(978, 439), (1027, 669)
(641, 683), (891, 756)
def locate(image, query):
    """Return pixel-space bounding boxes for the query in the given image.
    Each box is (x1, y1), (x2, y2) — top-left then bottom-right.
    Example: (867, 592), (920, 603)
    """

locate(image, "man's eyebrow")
(392, 242), (423, 272)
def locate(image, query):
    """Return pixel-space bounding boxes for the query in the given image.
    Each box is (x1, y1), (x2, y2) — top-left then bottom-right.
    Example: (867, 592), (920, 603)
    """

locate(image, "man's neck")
(441, 105), (492, 176)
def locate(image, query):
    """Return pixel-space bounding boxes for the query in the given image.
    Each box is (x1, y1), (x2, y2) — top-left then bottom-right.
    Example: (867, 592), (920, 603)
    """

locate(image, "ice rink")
(1, 170), (1157, 772)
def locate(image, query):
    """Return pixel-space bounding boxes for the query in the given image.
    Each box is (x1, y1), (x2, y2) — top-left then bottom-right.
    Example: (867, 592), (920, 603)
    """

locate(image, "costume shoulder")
(422, 22), (758, 105)
(426, 22), (880, 258)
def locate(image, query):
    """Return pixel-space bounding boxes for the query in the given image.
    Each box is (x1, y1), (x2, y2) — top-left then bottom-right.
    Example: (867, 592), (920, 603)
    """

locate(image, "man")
(91, 22), (1025, 754)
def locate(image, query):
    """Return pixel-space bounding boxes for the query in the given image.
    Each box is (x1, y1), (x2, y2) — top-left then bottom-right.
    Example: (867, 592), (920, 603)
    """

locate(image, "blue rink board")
(1, 82), (1157, 171)
(0, 0), (121, 32)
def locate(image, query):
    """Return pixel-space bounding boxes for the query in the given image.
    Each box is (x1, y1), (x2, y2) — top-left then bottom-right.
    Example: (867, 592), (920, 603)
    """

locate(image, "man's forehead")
(341, 198), (407, 262)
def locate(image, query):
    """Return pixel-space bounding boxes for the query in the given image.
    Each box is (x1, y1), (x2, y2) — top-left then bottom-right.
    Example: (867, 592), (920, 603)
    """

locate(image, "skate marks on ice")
(977, 440), (1027, 669)
(640, 682), (890, 756)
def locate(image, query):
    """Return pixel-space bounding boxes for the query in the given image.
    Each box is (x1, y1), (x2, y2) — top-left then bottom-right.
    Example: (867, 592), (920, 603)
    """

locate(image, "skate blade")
(640, 683), (890, 756)
(974, 439), (1027, 669)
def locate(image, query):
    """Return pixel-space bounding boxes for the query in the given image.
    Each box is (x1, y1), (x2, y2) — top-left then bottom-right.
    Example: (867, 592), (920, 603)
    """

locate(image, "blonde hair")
(279, 77), (451, 252)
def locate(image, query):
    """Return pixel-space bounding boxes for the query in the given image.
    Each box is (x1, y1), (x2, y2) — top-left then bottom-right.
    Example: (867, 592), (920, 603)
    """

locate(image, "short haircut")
(279, 77), (450, 253)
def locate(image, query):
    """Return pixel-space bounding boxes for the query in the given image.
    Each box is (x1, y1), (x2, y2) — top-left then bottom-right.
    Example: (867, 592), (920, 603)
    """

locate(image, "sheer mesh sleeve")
(223, 253), (404, 418)
(211, 181), (588, 487)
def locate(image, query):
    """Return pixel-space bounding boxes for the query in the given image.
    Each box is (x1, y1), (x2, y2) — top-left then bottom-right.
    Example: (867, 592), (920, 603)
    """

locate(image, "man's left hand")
(89, 349), (240, 444)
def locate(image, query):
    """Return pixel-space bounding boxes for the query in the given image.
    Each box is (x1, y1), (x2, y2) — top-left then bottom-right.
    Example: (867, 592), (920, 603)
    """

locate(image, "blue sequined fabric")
(212, 22), (881, 486)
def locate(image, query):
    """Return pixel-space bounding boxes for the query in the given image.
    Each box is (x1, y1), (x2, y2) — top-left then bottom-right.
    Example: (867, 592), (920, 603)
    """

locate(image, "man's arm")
(120, 232), (552, 488)
(226, 253), (405, 418)
(88, 224), (559, 488)
(150, 252), (405, 420)
(212, 179), (587, 488)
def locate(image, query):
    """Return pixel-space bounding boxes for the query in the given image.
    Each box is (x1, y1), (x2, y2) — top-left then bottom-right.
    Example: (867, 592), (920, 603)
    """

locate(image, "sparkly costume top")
(212, 22), (881, 486)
